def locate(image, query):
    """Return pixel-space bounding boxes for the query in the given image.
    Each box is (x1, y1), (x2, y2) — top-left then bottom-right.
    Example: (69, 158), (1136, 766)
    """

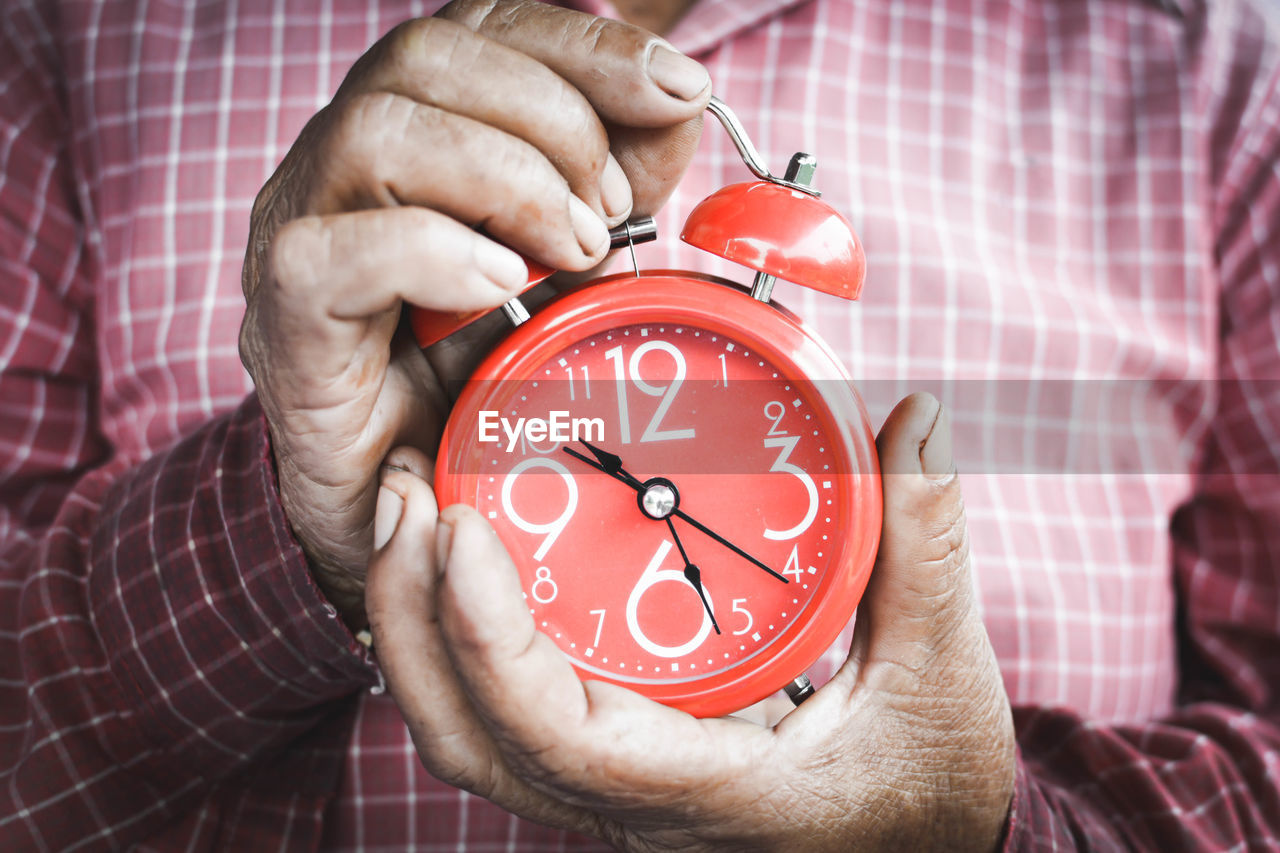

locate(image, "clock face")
(437, 276), (880, 717)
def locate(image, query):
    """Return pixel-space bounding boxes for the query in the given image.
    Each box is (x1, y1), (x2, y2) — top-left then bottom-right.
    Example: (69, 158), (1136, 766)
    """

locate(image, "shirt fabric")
(1, 0), (1278, 849)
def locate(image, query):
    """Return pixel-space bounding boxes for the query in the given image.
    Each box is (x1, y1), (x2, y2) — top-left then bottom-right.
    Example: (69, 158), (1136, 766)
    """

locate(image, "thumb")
(858, 393), (975, 674)
(365, 467), (444, 703)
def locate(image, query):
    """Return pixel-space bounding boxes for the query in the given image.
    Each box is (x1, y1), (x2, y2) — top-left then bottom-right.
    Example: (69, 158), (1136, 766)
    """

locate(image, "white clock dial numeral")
(501, 457), (578, 561)
(604, 341), (696, 444)
(565, 365), (591, 401)
(730, 598), (754, 636)
(630, 341), (696, 443)
(589, 608), (607, 648)
(531, 566), (559, 604)
(762, 435), (819, 540)
(626, 540), (714, 658)
(781, 544), (805, 582)
(763, 400), (787, 436)
(717, 352), (728, 387)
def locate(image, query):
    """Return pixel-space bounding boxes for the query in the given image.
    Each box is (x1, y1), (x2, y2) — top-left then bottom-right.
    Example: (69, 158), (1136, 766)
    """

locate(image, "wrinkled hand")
(367, 393), (1016, 851)
(237, 0), (710, 624)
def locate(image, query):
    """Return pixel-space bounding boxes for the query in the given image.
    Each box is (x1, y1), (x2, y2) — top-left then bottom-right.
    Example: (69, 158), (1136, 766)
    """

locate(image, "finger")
(434, 504), (593, 756)
(382, 445), (434, 483)
(244, 206), (524, 399)
(365, 471), (602, 834)
(439, 0), (709, 210)
(440, 0), (712, 122)
(859, 393), (975, 675)
(305, 91), (610, 268)
(339, 18), (632, 223)
(729, 692), (796, 728)
(607, 120), (707, 216)
(433, 505), (769, 804)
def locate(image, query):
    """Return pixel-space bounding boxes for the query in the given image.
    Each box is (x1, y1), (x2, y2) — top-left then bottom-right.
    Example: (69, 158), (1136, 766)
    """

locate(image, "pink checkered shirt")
(2, 0), (1278, 849)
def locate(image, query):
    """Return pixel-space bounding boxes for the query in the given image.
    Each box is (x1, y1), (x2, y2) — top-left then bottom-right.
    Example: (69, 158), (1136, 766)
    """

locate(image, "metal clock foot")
(784, 673), (815, 706)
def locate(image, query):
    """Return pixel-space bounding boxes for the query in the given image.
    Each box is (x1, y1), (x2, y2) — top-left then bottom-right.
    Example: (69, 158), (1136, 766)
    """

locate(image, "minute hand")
(561, 445), (788, 584)
(669, 508), (787, 584)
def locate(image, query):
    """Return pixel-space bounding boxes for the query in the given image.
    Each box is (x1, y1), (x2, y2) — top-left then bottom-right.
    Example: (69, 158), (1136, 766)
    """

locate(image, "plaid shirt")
(2, 0), (1278, 849)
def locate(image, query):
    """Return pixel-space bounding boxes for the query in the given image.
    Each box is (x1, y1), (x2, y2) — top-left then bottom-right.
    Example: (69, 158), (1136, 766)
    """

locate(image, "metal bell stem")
(750, 153), (818, 303)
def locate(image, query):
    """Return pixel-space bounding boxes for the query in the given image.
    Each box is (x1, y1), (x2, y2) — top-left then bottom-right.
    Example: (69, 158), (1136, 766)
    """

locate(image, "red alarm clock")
(410, 97), (881, 719)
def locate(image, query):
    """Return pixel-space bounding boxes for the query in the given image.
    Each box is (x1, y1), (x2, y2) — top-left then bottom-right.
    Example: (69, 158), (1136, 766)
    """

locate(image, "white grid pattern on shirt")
(3, 0), (1278, 849)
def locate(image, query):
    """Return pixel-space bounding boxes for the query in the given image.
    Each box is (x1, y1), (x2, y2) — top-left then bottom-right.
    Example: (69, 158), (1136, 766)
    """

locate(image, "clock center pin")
(638, 478), (680, 520)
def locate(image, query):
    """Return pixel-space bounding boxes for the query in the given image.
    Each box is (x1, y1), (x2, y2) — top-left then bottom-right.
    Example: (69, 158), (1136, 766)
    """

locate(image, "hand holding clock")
(236, 0), (710, 626)
(367, 394), (1017, 850)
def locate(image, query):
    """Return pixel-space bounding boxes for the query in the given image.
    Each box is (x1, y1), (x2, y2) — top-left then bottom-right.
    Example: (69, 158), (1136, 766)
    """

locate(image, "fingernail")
(920, 402), (954, 480)
(434, 518), (454, 575)
(600, 154), (633, 220)
(647, 45), (710, 100)
(373, 485), (404, 551)
(568, 195), (609, 257)
(476, 240), (528, 291)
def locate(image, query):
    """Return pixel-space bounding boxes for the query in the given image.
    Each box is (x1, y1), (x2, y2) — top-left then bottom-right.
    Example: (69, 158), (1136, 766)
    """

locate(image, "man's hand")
(367, 393), (1017, 851)
(237, 0), (711, 624)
